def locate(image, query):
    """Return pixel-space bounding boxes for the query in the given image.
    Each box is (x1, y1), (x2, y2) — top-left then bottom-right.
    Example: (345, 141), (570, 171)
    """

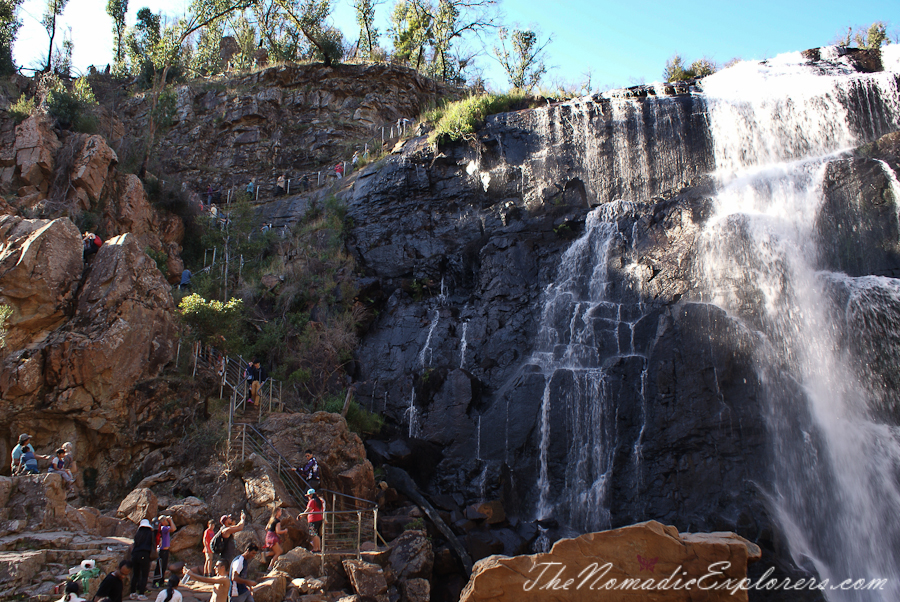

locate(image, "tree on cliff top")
(0, 0), (23, 75)
(663, 54), (716, 82)
(106, 0), (128, 72)
(40, 0), (69, 73)
(272, 0), (343, 66)
(492, 26), (551, 92)
(835, 21), (891, 50)
(354, 0), (382, 60)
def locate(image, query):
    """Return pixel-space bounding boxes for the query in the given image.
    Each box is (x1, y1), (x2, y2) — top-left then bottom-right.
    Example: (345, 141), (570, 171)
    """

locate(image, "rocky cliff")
(342, 47), (900, 599)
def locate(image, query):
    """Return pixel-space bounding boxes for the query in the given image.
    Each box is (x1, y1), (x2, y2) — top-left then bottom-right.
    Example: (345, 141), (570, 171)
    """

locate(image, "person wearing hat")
(10, 434), (49, 475)
(130, 518), (155, 599)
(219, 510), (247, 566)
(297, 489), (324, 553)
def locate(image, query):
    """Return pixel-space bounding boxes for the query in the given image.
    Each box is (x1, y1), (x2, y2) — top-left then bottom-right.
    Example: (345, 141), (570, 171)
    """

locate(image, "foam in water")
(700, 50), (900, 601)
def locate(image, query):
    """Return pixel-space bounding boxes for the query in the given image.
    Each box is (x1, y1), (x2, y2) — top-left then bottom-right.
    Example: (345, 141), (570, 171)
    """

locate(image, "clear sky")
(11, 0), (898, 91)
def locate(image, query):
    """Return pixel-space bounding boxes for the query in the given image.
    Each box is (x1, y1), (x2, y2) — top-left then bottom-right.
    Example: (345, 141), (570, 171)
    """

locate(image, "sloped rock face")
(124, 63), (460, 194)
(0, 216), (83, 351)
(459, 521), (761, 602)
(256, 412), (375, 500)
(0, 228), (179, 495)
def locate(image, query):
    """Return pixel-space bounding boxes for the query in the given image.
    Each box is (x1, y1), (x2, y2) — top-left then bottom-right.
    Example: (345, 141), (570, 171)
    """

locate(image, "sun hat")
(307, 489), (316, 495)
(139, 519), (151, 528)
(18, 434), (31, 444)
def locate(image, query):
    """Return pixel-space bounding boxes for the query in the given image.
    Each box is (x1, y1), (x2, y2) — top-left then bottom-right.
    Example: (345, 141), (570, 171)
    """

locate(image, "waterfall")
(459, 321), (469, 369)
(529, 201), (643, 531)
(407, 388), (419, 439)
(418, 310), (439, 368)
(698, 49), (900, 600)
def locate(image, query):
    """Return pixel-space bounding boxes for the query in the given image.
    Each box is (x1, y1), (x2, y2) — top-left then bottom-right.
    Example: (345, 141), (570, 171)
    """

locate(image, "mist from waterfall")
(698, 48), (900, 601)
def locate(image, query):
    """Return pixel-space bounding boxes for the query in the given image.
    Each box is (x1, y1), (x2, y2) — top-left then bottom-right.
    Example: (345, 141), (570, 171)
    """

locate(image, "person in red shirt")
(202, 519), (216, 577)
(297, 489), (324, 553)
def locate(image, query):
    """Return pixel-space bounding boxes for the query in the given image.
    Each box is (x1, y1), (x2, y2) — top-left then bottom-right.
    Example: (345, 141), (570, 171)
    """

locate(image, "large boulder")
(252, 573), (287, 602)
(401, 578), (430, 602)
(12, 114), (60, 193)
(69, 135), (117, 209)
(169, 523), (203, 555)
(0, 216), (83, 352)
(256, 412), (375, 500)
(117, 487), (158, 523)
(459, 521), (761, 602)
(342, 559), (388, 602)
(4, 474), (68, 531)
(388, 530), (433, 582)
(272, 547), (321, 579)
(167, 496), (209, 526)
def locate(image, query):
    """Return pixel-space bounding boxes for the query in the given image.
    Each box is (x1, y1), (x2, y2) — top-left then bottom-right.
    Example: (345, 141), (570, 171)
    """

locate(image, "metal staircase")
(184, 342), (380, 556)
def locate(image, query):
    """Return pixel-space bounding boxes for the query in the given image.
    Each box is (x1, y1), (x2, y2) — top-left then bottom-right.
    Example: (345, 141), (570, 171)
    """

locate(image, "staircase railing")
(233, 423), (379, 556)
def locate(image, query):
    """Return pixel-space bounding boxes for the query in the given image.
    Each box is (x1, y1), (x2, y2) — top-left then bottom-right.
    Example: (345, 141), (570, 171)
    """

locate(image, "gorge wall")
(346, 46), (900, 600)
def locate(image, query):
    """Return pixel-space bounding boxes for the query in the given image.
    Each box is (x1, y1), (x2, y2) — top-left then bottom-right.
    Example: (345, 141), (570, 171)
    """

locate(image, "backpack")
(210, 528), (226, 556)
(93, 235), (102, 247)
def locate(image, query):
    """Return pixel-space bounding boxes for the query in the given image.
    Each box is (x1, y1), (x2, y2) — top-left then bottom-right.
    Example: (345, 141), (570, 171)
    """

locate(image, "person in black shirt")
(92, 559), (132, 602)
(130, 519), (155, 599)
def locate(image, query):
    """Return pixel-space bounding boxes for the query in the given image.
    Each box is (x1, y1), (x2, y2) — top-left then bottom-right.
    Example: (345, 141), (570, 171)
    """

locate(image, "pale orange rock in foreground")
(460, 520), (761, 602)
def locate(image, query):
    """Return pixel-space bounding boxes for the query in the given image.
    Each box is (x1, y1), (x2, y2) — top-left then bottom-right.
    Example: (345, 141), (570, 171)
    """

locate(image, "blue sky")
(11, 0), (898, 90)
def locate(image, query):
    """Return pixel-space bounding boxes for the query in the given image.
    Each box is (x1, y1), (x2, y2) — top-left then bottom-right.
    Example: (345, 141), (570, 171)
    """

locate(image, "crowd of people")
(10, 439), (329, 602)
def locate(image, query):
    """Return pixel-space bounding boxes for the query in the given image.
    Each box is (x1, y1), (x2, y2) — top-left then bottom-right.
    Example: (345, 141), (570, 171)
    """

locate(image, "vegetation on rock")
(425, 91), (529, 145)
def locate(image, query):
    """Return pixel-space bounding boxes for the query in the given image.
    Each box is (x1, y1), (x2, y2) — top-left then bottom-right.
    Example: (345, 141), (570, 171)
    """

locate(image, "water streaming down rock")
(418, 309), (439, 368)
(527, 201), (646, 531)
(459, 320), (469, 370)
(697, 49), (900, 600)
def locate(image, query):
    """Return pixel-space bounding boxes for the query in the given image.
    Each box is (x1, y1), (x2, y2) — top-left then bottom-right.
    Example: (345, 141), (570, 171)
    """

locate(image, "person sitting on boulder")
(49, 448), (75, 483)
(185, 561), (228, 602)
(297, 489), (324, 553)
(10, 434), (48, 475)
(153, 575), (182, 602)
(62, 441), (77, 476)
(82, 232), (102, 262)
(334, 163), (344, 179)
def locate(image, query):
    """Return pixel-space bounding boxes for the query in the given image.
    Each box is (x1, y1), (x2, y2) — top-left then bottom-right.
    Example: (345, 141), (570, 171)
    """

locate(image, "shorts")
(204, 551), (214, 563)
(265, 531), (280, 548)
(308, 521), (322, 538)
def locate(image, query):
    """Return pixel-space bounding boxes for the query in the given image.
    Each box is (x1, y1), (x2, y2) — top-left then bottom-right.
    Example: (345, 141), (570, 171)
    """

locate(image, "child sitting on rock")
(49, 448), (75, 483)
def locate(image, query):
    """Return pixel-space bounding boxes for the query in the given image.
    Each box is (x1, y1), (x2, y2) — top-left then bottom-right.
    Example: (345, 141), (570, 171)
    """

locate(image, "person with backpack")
(82, 232), (103, 262)
(212, 511), (247, 565)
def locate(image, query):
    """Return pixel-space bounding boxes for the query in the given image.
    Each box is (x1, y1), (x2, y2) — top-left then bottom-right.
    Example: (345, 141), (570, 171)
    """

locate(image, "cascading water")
(529, 200), (644, 532)
(697, 48), (900, 600)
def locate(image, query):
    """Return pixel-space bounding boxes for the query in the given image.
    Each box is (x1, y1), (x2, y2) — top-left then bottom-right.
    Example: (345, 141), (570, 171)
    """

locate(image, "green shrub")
(178, 294), (245, 352)
(427, 91), (529, 145)
(324, 395), (384, 435)
(8, 95), (35, 123)
(44, 75), (98, 132)
(146, 247), (169, 277)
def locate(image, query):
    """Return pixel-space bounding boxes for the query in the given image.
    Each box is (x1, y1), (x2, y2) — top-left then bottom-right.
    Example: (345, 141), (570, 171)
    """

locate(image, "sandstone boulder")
(13, 114), (60, 192)
(401, 578), (430, 602)
(272, 546), (321, 578)
(117, 487), (158, 523)
(169, 523), (203, 555)
(290, 577), (324, 593)
(253, 573), (287, 602)
(342, 559), (388, 602)
(0, 216), (83, 352)
(70, 135), (117, 209)
(167, 496), (208, 526)
(4, 474), (68, 531)
(388, 529), (433, 581)
(256, 412), (374, 500)
(459, 521), (761, 602)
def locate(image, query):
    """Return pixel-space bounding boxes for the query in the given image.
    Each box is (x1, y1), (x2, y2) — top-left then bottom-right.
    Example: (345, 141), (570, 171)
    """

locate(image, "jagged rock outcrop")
(459, 521), (761, 602)
(0, 227), (179, 495)
(123, 63), (461, 196)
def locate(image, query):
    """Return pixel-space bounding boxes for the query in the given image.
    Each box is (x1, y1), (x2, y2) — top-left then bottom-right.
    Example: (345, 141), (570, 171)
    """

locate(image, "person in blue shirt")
(10, 434), (48, 475)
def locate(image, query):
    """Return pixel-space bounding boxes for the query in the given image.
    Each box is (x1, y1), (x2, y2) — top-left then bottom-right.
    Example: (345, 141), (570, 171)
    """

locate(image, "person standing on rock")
(298, 489), (324, 553)
(276, 174), (286, 196)
(82, 232), (103, 262)
(335, 162), (344, 179)
(229, 543), (259, 602)
(185, 560), (228, 602)
(130, 518), (155, 600)
(92, 559), (132, 602)
(10, 434), (48, 475)
(153, 515), (176, 588)
(202, 520), (216, 577)
(219, 511), (247, 566)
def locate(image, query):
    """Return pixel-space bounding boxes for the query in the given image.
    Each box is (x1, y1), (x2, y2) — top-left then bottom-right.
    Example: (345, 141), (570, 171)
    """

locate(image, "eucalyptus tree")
(492, 26), (550, 91)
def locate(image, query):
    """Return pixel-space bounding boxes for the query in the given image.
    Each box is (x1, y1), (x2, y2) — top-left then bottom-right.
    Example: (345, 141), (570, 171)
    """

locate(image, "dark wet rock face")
(346, 55), (900, 600)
